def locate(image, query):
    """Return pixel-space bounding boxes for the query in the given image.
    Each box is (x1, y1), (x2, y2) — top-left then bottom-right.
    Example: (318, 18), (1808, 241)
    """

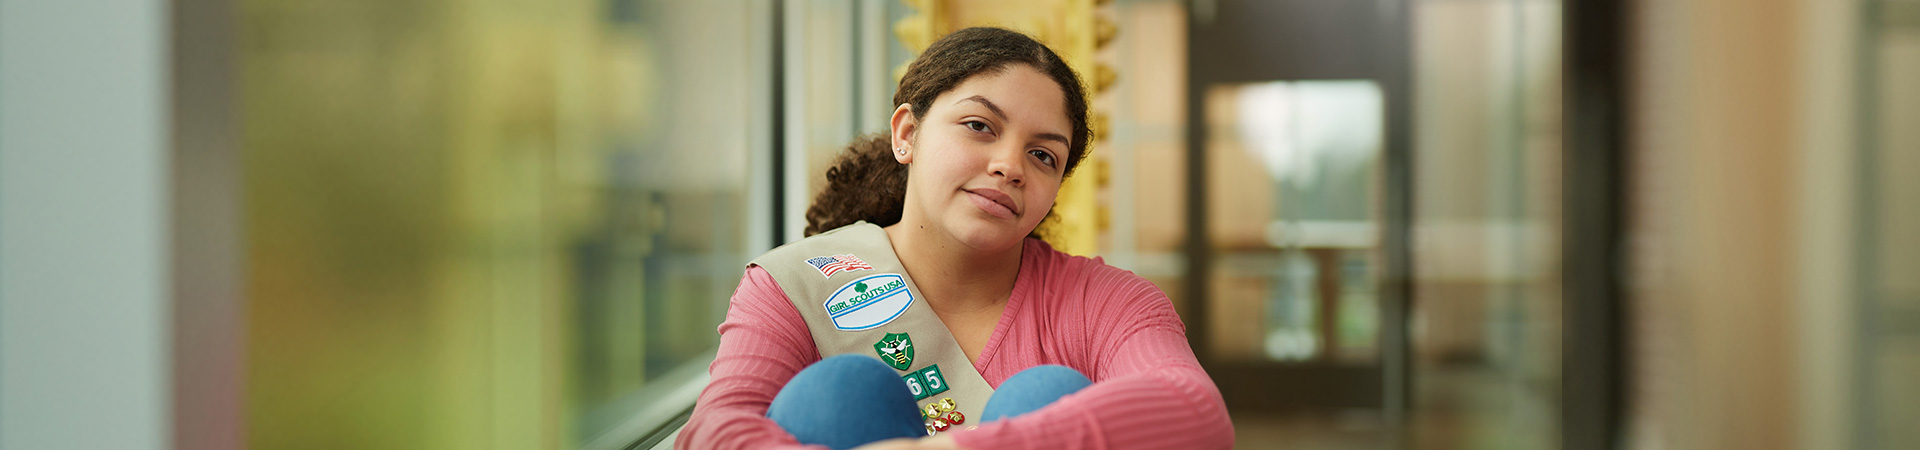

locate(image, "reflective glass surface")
(1204, 80), (1385, 364)
(238, 1), (768, 448)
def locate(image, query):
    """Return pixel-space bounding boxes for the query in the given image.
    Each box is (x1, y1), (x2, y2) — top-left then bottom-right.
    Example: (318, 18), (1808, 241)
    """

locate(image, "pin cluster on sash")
(921, 397), (970, 436)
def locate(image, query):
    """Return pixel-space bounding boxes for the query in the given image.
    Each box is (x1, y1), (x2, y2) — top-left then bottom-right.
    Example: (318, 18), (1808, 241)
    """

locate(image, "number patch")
(904, 374), (927, 399)
(920, 364), (948, 398)
(900, 363), (949, 400)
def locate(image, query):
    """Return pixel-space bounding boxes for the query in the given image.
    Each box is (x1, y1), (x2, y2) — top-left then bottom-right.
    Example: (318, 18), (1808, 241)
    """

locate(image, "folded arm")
(676, 267), (828, 450)
(951, 269), (1235, 450)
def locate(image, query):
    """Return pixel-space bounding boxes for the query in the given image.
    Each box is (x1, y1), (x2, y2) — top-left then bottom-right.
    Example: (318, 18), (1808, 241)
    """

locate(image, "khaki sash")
(749, 221), (993, 434)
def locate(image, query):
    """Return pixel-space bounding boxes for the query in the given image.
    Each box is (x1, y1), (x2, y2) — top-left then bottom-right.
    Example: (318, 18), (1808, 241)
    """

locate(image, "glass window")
(1863, 1), (1920, 447)
(237, 1), (771, 448)
(1204, 80), (1384, 364)
(1408, 0), (1562, 447)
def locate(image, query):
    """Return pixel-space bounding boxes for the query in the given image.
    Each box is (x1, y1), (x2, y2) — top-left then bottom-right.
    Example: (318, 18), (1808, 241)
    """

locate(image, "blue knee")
(785, 354), (899, 390)
(980, 365), (1092, 422)
(768, 354), (925, 449)
(770, 354), (906, 418)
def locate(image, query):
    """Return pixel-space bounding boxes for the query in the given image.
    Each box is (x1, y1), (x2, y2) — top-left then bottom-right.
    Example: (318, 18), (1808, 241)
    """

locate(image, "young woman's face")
(893, 64), (1072, 253)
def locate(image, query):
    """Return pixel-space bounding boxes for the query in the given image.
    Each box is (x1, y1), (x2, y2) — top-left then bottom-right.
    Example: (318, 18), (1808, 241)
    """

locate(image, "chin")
(947, 217), (1030, 253)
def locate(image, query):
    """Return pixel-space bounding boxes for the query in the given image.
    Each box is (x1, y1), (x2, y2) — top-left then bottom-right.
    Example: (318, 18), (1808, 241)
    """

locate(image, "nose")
(987, 143), (1026, 187)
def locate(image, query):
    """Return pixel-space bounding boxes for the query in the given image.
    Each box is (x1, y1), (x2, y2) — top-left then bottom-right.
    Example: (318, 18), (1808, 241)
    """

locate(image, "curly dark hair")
(804, 27), (1092, 237)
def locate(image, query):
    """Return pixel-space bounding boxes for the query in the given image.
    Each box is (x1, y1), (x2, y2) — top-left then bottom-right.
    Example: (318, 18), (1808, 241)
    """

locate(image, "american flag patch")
(805, 254), (874, 278)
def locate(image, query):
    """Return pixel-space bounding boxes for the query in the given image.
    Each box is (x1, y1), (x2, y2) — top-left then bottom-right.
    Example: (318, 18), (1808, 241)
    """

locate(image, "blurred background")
(0, 0), (1914, 449)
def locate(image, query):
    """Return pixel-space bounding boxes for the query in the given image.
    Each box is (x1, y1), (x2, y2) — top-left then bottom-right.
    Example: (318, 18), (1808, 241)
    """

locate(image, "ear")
(889, 103), (917, 164)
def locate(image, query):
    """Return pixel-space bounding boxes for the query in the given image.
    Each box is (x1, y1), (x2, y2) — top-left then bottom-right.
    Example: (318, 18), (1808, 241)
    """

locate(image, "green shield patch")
(873, 332), (914, 371)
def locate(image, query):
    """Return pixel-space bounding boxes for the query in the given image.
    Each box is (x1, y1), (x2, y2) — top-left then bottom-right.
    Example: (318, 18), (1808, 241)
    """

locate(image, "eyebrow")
(955, 95), (1072, 148)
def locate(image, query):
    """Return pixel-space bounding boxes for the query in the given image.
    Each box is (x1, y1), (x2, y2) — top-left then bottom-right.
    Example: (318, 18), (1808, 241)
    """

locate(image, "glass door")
(1186, 0), (1412, 422)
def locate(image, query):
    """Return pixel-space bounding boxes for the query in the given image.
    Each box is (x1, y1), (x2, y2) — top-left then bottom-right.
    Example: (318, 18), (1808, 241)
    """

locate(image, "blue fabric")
(767, 355), (927, 449)
(769, 356), (1093, 449)
(979, 364), (1092, 422)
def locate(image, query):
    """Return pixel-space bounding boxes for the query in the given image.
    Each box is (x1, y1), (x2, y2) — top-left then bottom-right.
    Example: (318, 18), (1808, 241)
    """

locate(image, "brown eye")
(963, 120), (991, 133)
(1030, 149), (1057, 168)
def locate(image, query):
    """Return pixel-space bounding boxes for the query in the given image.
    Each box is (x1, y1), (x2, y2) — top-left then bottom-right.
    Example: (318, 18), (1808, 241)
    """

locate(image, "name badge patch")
(823, 274), (913, 331)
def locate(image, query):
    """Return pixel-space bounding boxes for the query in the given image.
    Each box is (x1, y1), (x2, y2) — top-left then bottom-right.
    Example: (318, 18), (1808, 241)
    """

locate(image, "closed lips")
(966, 188), (1018, 216)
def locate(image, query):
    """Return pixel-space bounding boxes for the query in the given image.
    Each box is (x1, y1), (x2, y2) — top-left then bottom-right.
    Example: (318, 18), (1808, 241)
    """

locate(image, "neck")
(882, 222), (1023, 315)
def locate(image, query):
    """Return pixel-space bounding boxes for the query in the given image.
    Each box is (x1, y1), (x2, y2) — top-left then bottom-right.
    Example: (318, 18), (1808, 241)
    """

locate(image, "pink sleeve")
(952, 266), (1236, 450)
(675, 266), (828, 450)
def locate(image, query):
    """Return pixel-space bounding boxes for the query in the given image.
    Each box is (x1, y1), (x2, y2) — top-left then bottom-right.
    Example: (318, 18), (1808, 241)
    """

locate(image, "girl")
(678, 27), (1233, 450)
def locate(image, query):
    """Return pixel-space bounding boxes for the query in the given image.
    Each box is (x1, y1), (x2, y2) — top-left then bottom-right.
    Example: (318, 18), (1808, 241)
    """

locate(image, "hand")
(847, 438), (921, 450)
(848, 433), (964, 450)
(917, 434), (962, 450)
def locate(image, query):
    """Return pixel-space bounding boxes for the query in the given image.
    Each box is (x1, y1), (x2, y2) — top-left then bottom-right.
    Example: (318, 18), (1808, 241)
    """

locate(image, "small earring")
(894, 147), (906, 155)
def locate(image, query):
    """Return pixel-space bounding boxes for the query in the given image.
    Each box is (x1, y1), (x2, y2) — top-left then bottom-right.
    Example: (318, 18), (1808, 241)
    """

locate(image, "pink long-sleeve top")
(676, 238), (1234, 450)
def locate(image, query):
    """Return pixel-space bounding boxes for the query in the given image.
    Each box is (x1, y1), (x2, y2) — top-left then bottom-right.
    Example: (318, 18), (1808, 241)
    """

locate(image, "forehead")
(930, 65), (1071, 136)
